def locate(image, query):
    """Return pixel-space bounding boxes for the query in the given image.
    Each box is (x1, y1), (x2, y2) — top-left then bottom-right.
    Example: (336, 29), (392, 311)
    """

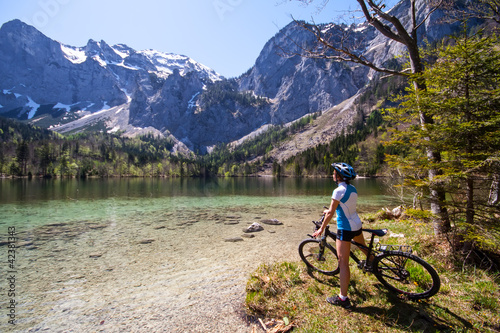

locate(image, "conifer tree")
(16, 140), (29, 175)
(385, 31), (500, 250)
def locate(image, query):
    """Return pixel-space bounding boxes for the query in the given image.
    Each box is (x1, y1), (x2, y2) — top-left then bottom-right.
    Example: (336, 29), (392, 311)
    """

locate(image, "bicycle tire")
(298, 239), (339, 276)
(373, 251), (440, 300)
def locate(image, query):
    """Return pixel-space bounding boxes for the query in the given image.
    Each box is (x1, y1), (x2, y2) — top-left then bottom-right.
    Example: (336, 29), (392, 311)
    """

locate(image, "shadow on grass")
(350, 286), (473, 332)
(306, 269), (473, 332)
(305, 268), (339, 287)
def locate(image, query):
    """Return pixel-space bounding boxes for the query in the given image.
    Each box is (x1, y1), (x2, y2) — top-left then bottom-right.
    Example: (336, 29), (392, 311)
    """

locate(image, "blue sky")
(0, 0), (397, 78)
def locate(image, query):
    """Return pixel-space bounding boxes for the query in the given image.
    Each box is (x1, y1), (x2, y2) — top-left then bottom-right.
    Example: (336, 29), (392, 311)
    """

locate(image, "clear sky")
(0, 0), (397, 78)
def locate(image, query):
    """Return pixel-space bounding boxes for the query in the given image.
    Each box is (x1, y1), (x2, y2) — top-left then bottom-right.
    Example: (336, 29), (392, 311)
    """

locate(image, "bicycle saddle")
(362, 228), (388, 237)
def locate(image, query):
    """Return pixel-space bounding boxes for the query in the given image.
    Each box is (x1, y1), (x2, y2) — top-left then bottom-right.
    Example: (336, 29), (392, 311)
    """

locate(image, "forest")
(0, 117), (192, 178)
(0, 111), (322, 178)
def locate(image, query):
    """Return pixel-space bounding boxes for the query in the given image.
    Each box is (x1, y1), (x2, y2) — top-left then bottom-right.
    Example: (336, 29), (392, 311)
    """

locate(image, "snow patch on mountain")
(61, 44), (87, 64)
(111, 44), (132, 58)
(188, 92), (200, 109)
(92, 55), (108, 67)
(26, 97), (40, 119)
(137, 49), (222, 81)
(54, 102), (72, 112)
(122, 89), (132, 103)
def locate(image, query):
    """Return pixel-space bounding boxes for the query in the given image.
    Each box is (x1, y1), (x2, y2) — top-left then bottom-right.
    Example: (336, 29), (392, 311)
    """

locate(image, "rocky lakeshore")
(0, 198), (318, 332)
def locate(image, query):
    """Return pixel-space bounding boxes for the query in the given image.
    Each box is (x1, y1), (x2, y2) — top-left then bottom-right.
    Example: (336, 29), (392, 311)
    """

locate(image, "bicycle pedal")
(358, 260), (373, 273)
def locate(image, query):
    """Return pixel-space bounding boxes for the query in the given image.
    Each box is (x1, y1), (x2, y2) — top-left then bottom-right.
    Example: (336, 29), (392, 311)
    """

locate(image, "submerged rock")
(138, 239), (155, 244)
(261, 219), (283, 225)
(45, 223), (67, 227)
(243, 222), (264, 233)
(154, 226), (166, 230)
(224, 221), (240, 225)
(224, 237), (244, 242)
(88, 224), (107, 230)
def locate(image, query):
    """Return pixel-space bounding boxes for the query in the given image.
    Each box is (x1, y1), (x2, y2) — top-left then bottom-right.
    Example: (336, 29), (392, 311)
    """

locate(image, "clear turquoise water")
(0, 177), (397, 332)
(0, 177), (395, 229)
(1, 176), (393, 201)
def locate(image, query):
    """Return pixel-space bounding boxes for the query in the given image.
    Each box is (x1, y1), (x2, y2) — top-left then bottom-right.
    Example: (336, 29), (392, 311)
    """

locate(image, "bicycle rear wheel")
(298, 239), (339, 276)
(373, 251), (440, 300)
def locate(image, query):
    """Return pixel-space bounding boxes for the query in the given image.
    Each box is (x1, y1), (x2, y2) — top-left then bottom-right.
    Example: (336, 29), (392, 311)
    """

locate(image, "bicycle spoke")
(374, 251), (440, 299)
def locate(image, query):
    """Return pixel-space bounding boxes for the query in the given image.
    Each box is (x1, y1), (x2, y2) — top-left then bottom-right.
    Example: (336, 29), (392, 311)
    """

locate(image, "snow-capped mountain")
(0, 19), (221, 124)
(0, 0), (465, 151)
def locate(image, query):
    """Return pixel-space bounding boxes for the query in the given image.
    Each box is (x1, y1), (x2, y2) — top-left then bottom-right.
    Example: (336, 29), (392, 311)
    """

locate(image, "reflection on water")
(0, 177), (395, 231)
(1, 176), (393, 203)
(0, 177), (397, 332)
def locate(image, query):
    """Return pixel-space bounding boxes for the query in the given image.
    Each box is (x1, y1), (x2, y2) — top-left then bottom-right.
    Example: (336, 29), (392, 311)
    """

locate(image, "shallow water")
(0, 177), (396, 332)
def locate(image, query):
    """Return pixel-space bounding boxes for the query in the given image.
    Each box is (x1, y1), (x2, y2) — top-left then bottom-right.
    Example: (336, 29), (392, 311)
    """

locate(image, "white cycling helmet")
(332, 162), (357, 180)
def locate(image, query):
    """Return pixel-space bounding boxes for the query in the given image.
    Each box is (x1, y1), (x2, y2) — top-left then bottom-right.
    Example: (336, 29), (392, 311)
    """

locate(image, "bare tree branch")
(291, 19), (408, 77)
(415, 0), (445, 30)
(357, 0), (407, 43)
(440, 0), (500, 25)
(477, 0), (500, 24)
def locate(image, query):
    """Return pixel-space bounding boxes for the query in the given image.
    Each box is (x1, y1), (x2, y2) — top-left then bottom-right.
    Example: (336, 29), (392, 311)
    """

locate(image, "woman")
(312, 162), (368, 309)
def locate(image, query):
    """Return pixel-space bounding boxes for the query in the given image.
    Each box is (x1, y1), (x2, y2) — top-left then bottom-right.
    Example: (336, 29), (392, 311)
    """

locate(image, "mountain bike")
(298, 215), (440, 300)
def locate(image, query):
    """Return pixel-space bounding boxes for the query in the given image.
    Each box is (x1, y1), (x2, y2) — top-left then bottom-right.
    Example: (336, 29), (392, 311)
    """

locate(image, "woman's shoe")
(326, 295), (352, 309)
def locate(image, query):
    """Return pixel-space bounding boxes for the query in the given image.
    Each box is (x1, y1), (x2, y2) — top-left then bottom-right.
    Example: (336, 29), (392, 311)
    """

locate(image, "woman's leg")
(352, 232), (374, 262)
(336, 238), (351, 297)
(352, 232), (368, 255)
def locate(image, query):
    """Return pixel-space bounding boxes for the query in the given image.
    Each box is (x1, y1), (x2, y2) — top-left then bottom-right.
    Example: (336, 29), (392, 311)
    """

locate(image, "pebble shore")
(1, 203), (317, 332)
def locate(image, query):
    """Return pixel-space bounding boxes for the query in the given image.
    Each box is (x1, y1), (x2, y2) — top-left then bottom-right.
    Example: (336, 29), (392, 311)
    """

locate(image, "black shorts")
(337, 228), (362, 242)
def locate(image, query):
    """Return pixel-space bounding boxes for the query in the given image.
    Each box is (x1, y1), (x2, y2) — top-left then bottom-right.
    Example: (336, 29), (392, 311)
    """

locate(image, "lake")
(0, 177), (396, 332)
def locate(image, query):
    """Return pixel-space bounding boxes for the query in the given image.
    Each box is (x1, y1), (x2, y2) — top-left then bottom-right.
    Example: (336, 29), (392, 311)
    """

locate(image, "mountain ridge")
(0, 0), (463, 153)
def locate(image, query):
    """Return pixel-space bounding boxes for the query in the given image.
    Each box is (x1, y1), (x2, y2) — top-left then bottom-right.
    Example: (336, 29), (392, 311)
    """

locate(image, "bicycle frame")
(318, 225), (380, 270)
(302, 217), (440, 299)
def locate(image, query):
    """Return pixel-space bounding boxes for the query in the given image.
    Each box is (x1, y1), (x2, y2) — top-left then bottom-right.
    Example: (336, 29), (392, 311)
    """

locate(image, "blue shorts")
(337, 228), (362, 242)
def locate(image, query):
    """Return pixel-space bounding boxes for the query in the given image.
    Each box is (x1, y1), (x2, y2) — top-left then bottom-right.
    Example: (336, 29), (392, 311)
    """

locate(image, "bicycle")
(298, 214), (441, 300)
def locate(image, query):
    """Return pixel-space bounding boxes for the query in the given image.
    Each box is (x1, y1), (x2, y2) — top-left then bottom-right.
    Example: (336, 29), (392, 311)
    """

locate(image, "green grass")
(245, 217), (500, 332)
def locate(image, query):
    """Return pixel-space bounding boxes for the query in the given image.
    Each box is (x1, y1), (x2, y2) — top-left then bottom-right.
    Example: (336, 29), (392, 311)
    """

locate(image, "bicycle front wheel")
(298, 239), (339, 276)
(373, 251), (440, 300)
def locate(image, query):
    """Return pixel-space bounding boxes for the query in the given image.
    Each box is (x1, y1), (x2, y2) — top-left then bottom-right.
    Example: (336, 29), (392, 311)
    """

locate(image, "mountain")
(0, 0), (463, 152)
(0, 19), (223, 150)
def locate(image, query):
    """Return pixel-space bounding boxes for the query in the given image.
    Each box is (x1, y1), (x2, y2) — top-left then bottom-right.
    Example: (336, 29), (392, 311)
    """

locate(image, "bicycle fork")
(315, 238), (328, 261)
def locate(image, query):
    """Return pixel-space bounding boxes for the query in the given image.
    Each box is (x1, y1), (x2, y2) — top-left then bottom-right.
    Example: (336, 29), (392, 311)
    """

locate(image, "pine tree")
(16, 141), (29, 175)
(385, 31), (500, 250)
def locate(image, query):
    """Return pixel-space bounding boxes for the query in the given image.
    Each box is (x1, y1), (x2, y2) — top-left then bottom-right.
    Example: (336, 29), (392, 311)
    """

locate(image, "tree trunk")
(413, 74), (451, 234)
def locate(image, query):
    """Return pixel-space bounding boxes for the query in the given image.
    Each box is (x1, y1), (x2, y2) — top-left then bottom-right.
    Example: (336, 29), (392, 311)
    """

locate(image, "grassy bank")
(245, 216), (500, 332)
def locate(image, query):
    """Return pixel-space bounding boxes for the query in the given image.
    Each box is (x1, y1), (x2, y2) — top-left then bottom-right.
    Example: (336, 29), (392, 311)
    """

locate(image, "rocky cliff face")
(0, 19), (221, 124)
(238, 22), (372, 125)
(0, 21), (128, 116)
(0, 0), (464, 152)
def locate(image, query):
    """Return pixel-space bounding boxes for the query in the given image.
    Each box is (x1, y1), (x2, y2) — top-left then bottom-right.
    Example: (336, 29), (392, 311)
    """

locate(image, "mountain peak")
(0, 19), (47, 41)
(1, 19), (27, 31)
